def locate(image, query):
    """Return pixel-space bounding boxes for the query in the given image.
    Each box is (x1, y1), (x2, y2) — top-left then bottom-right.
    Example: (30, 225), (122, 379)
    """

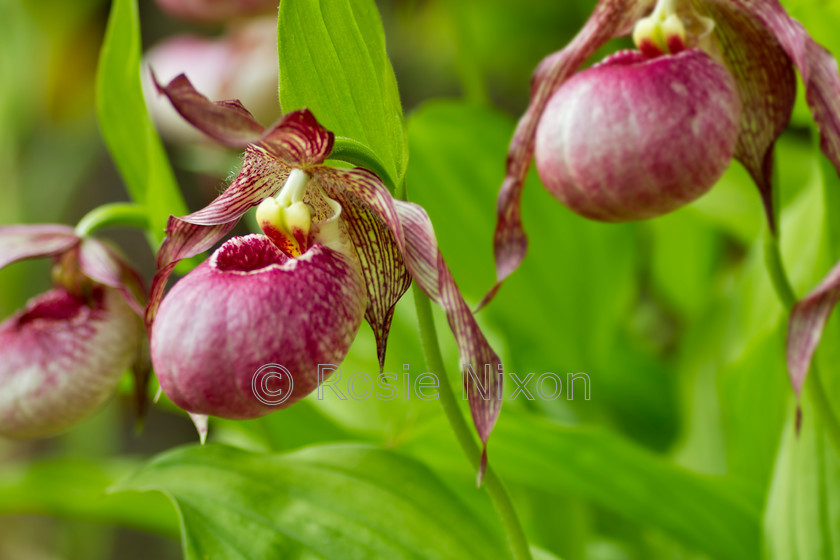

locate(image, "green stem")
(764, 231), (840, 452)
(413, 285), (532, 560)
(329, 136), (398, 194)
(75, 202), (149, 237)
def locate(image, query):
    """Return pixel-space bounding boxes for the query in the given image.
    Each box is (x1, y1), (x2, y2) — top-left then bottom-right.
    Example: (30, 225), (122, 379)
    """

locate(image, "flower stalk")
(764, 229), (840, 452)
(413, 286), (532, 560)
(75, 203), (150, 237)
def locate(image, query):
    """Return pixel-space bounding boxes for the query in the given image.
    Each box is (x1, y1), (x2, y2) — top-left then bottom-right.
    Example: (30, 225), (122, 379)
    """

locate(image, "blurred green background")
(2, 0), (840, 559)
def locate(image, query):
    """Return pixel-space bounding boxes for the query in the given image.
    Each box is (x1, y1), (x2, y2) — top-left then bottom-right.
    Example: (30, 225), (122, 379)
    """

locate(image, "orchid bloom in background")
(154, 0), (279, 25)
(0, 226), (146, 439)
(485, 0), (840, 309)
(146, 75), (503, 473)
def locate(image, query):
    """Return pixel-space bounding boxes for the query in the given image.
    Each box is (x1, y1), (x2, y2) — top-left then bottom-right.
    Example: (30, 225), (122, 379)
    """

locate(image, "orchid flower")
(146, 75), (502, 471)
(0, 226), (146, 438)
(485, 0), (840, 307)
(155, 0), (279, 25)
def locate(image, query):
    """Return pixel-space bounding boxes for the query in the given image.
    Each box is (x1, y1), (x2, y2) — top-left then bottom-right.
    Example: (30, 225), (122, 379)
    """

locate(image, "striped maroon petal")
(326, 168), (503, 481)
(153, 74), (334, 167)
(701, 1), (795, 231)
(787, 261), (840, 395)
(726, 0), (840, 193)
(152, 73), (266, 147)
(485, 0), (653, 308)
(0, 225), (80, 270)
(316, 167), (412, 370)
(262, 109), (335, 168)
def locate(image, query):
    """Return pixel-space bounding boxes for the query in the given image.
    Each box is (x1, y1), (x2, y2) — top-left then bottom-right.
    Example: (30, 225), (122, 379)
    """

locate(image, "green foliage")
(278, 0), (408, 185)
(765, 396), (840, 560)
(3, 0), (840, 558)
(96, 0), (187, 242)
(112, 443), (510, 560)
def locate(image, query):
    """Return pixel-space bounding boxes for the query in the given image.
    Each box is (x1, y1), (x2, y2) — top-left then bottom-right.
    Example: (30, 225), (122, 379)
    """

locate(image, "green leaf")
(0, 457), (179, 538)
(112, 443), (511, 560)
(96, 0), (187, 242)
(764, 396), (840, 560)
(277, 0), (407, 185)
(401, 410), (761, 560)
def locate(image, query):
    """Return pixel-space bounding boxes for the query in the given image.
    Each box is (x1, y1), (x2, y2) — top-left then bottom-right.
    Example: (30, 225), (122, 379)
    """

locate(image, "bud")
(0, 286), (142, 439)
(534, 48), (741, 222)
(150, 234), (367, 419)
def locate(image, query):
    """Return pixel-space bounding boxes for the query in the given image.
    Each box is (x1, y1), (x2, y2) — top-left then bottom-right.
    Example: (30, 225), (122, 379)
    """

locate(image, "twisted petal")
(485, 0), (652, 307)
(152, 73), (265, 147)
(153, 74), (335, 165)
(0, 225), (80, 270)
(323, 168), (503, 480)
(701, 0), (796, 231)
(318, 168), (412, 369)
(787, 261), (840, 394)
(726, 0), (840, 190)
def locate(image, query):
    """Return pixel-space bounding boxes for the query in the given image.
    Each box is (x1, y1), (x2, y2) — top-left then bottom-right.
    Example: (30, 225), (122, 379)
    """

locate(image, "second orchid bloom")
(146, 75), (503, 470)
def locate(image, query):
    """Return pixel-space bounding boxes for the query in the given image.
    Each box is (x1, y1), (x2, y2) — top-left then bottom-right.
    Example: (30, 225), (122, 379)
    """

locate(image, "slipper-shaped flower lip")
(151, 234), (367, 419)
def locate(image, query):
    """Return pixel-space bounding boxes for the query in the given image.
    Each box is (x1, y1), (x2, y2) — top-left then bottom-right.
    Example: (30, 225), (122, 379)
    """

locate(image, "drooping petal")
(0, 225), (80, 270)
(726, 0), (840, 188)
(153, 74), (335, 167)
(397, 200), (503, 480)
(181, 147), (288, 226)
(146, 146), (287, 327)
(325, 168), (503, 480)
(146, 220), (236, 328)
(143, 19), (280, 143)
(152, 73), (266, 147)
(317, 167), (412, 369)
(701, 0), (796, 231)
(787, 260), (840, 395)
(485, 0), (653, 306)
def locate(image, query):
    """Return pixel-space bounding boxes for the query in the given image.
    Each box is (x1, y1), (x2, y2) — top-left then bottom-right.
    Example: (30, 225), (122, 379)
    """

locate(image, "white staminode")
(277, 168), (310, 206)
(256, 168), (314, 252)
